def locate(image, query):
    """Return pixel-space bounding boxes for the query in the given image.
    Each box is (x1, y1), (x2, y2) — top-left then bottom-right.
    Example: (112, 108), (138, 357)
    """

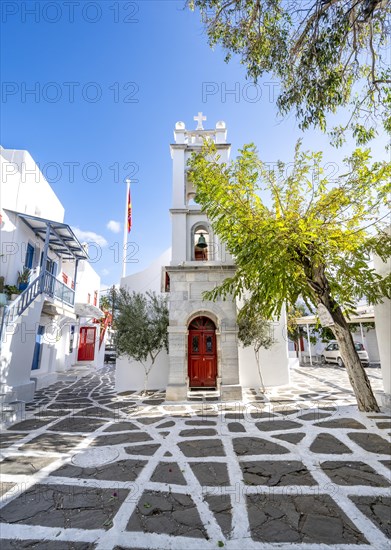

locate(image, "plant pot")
(0, 293), (7, 306)
(11, 294), (20, 301)
(18, 283), (28, 291)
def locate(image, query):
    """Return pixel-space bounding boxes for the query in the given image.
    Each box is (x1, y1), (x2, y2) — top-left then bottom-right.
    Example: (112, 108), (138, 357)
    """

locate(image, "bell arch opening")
(192, 223), (211, 261)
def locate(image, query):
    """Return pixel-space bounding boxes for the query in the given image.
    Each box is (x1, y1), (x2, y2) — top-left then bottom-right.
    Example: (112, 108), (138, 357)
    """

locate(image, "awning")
(295, 306), (375, 326)
(75, 303), (104, 318)
(6, 210), (88, 260)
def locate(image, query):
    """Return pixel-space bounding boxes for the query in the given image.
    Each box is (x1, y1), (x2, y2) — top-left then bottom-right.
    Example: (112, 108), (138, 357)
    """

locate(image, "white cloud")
(73, 227), (108, 247)
(101, 268), (110, 276)
(107, 220), (121, 234)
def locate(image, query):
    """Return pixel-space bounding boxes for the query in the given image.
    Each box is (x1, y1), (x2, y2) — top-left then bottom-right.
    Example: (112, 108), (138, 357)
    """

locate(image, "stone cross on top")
(194, 112), (206, 130)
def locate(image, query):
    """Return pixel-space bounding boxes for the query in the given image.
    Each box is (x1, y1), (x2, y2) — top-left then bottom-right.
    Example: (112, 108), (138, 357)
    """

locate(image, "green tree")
(237, 302), (275, 390)
(188, 141), (390, 411)
(188, 0), (391, 145)
(100, 286), (117, 318)
(115, 290), (169, 394)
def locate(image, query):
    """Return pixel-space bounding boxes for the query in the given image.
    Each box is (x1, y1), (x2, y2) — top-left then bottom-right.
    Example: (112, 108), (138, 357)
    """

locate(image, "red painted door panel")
(188, 317), (217, 387)
(77, 327), (96, 361)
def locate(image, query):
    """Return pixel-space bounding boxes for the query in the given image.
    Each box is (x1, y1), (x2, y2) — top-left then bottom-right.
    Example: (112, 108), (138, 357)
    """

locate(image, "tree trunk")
(302, 264), (380, 412)
(255, 349), (265, 392)
(305, 263), (379, 412)
(143, 366), (149, 396)
(143, 356), (156, 396)
(327, 304), (379, 412)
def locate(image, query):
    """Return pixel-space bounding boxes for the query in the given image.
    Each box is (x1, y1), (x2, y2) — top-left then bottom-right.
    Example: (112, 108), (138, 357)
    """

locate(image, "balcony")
(41, 270), (75, 307)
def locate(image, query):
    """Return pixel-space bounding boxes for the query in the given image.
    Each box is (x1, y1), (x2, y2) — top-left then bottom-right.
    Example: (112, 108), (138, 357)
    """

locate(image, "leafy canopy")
(188, 0), (391, 145)
(188, 141), (391, 318)
(115, 290), (169, 366)
(237, 303), (275, 352)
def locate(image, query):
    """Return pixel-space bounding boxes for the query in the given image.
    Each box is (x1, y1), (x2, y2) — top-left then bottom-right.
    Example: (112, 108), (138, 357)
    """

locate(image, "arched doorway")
(188, 316), (217, 388)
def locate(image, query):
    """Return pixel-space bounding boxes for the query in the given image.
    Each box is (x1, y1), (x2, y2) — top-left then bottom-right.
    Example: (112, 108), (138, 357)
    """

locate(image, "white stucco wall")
(351, 328), (380, 363)
(116, 351), (170, 393)
(0, 146), (64, 221)
(121, 249), (171, 293)
(373, 227), (391, 395)
(116, 249), (171, 392)
(0, 146), (102, 399)
(73, 255), (101, 306)
(238, 308), (290, 388)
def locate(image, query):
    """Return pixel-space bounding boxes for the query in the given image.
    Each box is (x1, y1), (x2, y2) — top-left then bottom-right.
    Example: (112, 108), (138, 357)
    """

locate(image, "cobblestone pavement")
(0, 364), (390, 550)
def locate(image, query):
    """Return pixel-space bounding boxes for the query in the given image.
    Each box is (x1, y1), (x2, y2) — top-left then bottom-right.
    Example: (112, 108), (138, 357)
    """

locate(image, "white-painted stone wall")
(238, 308), (290, 388)
(0, 147), (102, 400)
(116, 249), (172, 393)
(373, 226), (391, 396)
(116, 352), (169, 394)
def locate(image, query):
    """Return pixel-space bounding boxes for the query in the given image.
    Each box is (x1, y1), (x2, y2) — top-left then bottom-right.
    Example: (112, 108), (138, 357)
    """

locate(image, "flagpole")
(122, 178), (131, 279)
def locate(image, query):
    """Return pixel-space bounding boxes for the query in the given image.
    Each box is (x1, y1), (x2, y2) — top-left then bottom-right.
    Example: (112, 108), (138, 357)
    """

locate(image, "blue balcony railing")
(41, 270), (75, 306)
(0, 270), (75, 347)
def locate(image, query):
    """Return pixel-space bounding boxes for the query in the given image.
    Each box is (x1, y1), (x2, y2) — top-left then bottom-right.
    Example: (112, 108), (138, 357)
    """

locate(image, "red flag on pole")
(127, 188), (132, 233)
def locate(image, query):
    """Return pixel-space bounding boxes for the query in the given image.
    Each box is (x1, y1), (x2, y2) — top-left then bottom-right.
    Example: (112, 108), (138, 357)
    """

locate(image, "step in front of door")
(187, 388), (220, 401)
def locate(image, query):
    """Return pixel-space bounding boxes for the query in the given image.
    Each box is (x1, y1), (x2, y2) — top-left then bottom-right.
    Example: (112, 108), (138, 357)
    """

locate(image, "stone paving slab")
(320, 460), (391, 486)
(0, 364), (390, 549)
(247, 494), (368, 544)
(0, 483), (129, 529)
(240, 460), (317, 486)
(150, 462), (187, 485)
(1, 541), (96, 549)
(19, 434), (85, 453)
(126, 490), (207, 538)
(0, 456), (58, 475)
(50, 459), (147, 482)
(350, 495), (391, 538)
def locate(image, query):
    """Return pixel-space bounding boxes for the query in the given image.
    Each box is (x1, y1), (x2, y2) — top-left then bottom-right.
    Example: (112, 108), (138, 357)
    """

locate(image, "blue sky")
(1, 1), (388, 288)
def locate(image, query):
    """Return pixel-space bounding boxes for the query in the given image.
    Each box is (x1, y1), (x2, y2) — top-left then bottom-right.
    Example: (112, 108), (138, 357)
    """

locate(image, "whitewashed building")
(117, 115), (290, 400)
(0, 146), (104, 405)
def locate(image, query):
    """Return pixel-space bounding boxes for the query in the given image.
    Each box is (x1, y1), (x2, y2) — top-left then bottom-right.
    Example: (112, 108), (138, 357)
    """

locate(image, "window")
(87, 293), (91, 304)
(165, 272), (170, 292)
(192, 336), (199, 352)
(94, 291), (98, 306)
(25, 243), (35, 269)
(206, 335), (213, 352)
(69, 325), (75, 353)
(355, 342), (365, 351)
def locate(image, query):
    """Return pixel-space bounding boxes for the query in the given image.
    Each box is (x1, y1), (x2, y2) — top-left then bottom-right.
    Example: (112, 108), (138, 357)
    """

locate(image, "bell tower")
(165, 114), (242, 402)
(169, 113), (233, 265)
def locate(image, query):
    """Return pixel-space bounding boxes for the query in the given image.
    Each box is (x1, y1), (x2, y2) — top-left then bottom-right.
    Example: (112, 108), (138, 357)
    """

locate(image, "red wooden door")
(77, 327), (96, 361)
(188, 317), (217, 387)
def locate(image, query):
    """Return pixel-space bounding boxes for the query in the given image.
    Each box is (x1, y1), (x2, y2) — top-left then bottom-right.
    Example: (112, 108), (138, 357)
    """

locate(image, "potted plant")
(17, 267), (31, 291)
(4, 285), (21, 301)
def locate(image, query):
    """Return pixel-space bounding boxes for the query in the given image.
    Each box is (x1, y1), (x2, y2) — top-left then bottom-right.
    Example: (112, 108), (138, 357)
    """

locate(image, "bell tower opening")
(194, 227), (209, 260)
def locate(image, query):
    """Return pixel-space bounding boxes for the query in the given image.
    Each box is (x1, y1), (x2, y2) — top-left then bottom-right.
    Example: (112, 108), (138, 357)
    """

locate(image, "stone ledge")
(221, 384), (242, 402)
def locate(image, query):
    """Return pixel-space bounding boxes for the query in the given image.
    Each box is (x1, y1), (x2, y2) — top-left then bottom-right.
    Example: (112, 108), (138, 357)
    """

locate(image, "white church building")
(117, 115), (290, 400)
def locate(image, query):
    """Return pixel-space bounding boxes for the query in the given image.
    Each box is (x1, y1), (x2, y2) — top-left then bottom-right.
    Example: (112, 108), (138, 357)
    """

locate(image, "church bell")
(196, 233), (208, 248)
